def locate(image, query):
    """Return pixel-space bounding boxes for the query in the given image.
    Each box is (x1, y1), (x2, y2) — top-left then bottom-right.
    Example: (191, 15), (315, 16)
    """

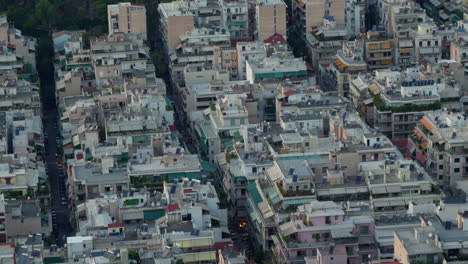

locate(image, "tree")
(128, 250), (140, 264)
(34, 0), (55, 30)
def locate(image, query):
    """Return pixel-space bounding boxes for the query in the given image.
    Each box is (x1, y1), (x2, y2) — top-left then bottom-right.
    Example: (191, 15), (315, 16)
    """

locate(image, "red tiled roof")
(284, 90), (295, 97)
(108, 223), (124, 228)
(264, 34), (287, 45)
(231, 38), (250, 47)
(167, 203), (180, 212)
(183, 189), (193, 194)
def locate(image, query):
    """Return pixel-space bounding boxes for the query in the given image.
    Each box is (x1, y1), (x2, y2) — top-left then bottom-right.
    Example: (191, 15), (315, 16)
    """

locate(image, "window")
(439, 155), (443, 160)
(252, 167), (257, 173)
(455, 168), (460, 173)
(419, 41), (422, 47)
(439, 165), (443, 170)
(435, 41), (438, 46)
(438, 175), (443, 180)
(359, 225), (370, 235)
(362, 155), (367, 162)
(455, 158), (460, 163)
(325, 216), (331, 224)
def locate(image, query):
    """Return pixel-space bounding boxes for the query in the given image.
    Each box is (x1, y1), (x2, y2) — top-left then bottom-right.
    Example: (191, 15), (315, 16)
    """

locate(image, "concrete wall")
(256, 4), (287, 41)
(166, 16), (194, 54)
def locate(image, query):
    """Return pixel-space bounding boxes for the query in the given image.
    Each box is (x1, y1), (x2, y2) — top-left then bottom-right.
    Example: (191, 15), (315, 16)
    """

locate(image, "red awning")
(306, 63), (314, 71)
(167, 203), (180, 212)
(108, 223), (124, 228)
(264, 34), (287, 45)
(169, 125), (177, 132)
(416, 152), (426, 164)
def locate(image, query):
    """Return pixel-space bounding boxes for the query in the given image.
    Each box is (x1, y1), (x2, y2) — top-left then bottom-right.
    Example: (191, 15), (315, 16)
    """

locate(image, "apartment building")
(362, 30), (395, 69)
(415, 23), (442, 63)
(362, 160), (440, 215)
(210, 94), (251, 135)
(345, 0), (366, 38)
(272, 201), (377, 263)
(393, 226), (443, 264)
(306, 17), (348, 69)
(389, 2), (428, 65)
(320, 41), (367, 97)
(236, 41), (267, 80)
(158, 1), (195, 54)
(410, 111), (468, 187)
(292, 0), (346, 36)
(170, 27), (231, 86)
(450, 35), (468, 67)
(255, 0), (287, 41)
(368, 68), (449, 139)
(245, 53), (308, 84)
(213, 45), (239, 80)
(220, 0), (249, 41)
(108, 2), (147, 39)
(0, 15), (36, 69)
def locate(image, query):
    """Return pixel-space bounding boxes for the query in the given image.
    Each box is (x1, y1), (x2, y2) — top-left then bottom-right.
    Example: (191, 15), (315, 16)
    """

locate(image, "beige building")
(108, 2), (147, 40)
(158, 2), (195, 54)
(4, 200), (46, 238)
(0, 15), (36, 68)
(256, 0), (287, 41)
(292, 0), (345, 36)
(394, 227), (443, 264)
(213, 46), (239, 80)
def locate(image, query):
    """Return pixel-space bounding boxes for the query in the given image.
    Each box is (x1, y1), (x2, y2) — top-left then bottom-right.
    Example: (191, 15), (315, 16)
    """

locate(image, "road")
(43, 109), (71, 246)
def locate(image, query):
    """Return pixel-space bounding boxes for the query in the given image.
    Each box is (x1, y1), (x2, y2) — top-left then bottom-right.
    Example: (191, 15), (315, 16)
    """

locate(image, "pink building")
(272, 201), (377, 264)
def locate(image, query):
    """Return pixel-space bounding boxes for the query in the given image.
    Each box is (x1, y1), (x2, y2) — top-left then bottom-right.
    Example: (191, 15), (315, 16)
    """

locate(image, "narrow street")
(37, 36), (71, 246)
(43, 109), (71, 246)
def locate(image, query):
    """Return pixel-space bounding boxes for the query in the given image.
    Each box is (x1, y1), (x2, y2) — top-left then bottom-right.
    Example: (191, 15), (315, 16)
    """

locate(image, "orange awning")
(413, 129), (422, 138)
(381, 59), (392, 65)
(381, 42), (392, 49)
(421, 142), (428, 149)
(420, 118), (433, 131)
(399, 49), (413, 53)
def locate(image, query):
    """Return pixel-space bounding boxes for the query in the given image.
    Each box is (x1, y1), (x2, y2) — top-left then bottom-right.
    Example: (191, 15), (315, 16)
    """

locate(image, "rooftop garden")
(371, 92), (441, 113)
(123, 199), (140, 206)
(310, 31), (344, 42)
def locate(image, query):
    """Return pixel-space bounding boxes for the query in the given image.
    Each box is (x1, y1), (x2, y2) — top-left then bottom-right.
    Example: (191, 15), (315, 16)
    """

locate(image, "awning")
(386, 185), (402, 193)
(279, 221), (297, 236)
(372, 186), (387, 194)
(368, 83), (382, 95)
(331, 228), (355, 239)
(420, 118), (433, 131)
(388, 200), (405, 206)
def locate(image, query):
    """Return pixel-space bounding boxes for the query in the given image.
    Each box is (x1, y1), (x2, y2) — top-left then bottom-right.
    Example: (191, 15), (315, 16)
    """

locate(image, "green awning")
(43, 257), (65, 264)
(144, 209), (165, 220)
(247, 182), (263, 205)
(201, 160), (215, 172)
(233, 131), (243, 142)
(264, 187), (282, 205)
